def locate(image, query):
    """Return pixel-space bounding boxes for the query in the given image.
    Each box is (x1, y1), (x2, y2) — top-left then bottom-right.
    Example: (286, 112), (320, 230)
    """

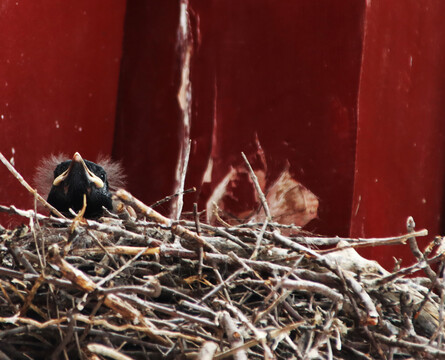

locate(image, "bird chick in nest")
(35, 152), (125, 219)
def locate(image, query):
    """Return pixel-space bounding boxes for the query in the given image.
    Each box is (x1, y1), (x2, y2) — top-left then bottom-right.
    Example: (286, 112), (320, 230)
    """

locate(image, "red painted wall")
(1, 2), (445, 270)
(351, 0), (445, 267)
(114, 1), (365, 237)
(113, 2), (181, 209)
(0, 1), (126, 225)
(187, 1), (365, 237)
(114, 1), (445, 269)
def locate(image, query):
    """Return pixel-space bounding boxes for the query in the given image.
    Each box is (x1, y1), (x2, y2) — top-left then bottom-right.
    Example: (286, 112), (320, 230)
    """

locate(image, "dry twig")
(0, 186), (442, 359)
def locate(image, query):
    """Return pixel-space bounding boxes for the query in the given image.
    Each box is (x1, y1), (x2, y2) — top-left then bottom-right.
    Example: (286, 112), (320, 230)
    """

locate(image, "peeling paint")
(206, 167), (237, 222)
(202, 157), (213, 183)
(10, 147), (15, 166)
(202, 77), (218, 185)
(354, 195), (361, 216)
(173, 0), (194, 219)
(206, 164), (318, 229)
(178, 1), (188, 42)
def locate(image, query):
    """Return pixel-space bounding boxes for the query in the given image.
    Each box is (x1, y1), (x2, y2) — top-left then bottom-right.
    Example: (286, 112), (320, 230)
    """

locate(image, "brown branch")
(115, 189), (220, 253)
(241, 152), (272, 222)
(0, 152), (66, 219)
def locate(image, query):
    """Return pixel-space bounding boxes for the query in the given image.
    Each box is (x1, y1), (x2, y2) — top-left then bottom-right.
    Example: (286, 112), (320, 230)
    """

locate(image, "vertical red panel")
(186, 1), (365, 236)
(5, 1), (441, 268)
(115, 1), (366, 237)
(113, 2), (181, 207)
(352, 0), (445, 268)
(0, 1), (126, 225)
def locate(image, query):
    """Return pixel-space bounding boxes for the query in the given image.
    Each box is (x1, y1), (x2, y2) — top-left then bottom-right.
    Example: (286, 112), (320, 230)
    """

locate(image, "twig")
(0, 152), (66, 219)
(317, 229), (428, 254)
(47, 244), (172, 347)
(215, 299), (274, 360)
(194, 203), (204, 279)
(374, 252), (445, 286)
(150, 187), (196, 209)
(116, 189), (220, 253)
(241, 152), (272, 222)
(219, 311), (248, 360)
(374, 333), (445, 358)
(270, 278), (343, 303)
(200, 268), (244, 304)
(197, 342), (219, 360)
(1, 198), (444, 358)
(87, 343), (134, 360)
(0, 205), (153, 243)
(406, 217), (437, 285)
(251, 219), (268, 260)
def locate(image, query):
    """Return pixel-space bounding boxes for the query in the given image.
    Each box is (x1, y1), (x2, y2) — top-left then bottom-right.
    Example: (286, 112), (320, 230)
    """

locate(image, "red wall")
(2, 1), (445, 270)
(189, 1), (365, 237)
(114, 1), (365, 236)
(113, 2), (181, 209)
(351, 0), (445, 266)
(0, 1), (126, 225)
(114, 1), (445, 269)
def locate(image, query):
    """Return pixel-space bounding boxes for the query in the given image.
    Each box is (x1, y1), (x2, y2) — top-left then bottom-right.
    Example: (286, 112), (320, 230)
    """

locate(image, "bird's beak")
(53, 152), (104, 188)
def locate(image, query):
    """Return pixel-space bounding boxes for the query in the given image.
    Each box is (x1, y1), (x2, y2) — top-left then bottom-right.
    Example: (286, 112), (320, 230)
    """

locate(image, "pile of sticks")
(0, 189), (444, 360)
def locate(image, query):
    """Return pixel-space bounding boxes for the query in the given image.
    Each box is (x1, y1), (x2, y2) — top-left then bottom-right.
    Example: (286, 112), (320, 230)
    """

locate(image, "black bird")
(35, 152), (125, 218)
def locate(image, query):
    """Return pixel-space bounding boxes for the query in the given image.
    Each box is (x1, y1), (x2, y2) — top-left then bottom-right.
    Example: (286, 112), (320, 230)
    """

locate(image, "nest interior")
(0, 188), (444, 360)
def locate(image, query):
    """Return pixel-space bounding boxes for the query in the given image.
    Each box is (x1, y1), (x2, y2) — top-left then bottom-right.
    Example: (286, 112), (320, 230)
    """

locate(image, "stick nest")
(0, 190), (444, 360)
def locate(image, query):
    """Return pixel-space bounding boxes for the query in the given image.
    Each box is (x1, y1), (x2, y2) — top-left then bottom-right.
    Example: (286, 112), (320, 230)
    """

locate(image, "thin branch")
(241, 152), (272, 222)
(0, 152), (66, 218)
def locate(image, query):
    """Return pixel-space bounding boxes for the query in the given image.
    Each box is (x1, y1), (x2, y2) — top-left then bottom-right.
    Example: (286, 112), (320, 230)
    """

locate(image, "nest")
(0, 187), (444, 360)
(1, 152), (445, 359)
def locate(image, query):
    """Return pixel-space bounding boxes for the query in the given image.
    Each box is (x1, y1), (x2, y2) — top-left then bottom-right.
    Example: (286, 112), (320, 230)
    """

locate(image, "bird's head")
(36, 152), (124, 218)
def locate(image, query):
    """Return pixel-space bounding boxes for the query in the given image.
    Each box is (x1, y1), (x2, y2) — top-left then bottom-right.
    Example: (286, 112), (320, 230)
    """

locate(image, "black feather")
(47, 157), (112, 218)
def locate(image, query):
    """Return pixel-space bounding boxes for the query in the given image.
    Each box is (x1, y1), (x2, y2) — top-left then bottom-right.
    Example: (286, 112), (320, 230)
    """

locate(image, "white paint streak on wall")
(202, 77), (218, 184)
(173, 0), (193, 220)
(10, 147), (15, 166)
